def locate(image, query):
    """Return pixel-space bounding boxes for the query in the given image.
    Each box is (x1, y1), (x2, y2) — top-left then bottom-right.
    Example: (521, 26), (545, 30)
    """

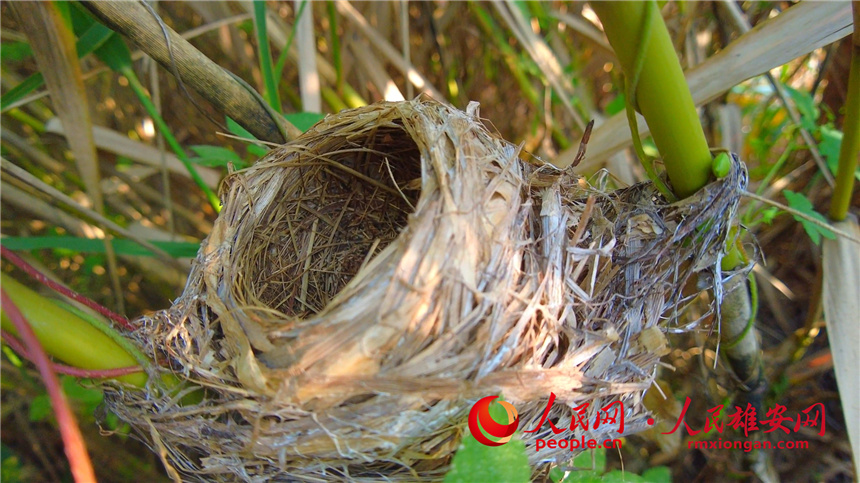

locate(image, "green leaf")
(783, 190), (836, 245)
(285, 112), (325, 132)
(601, 470), (644, 483)
(605, 94), (627, 116)
(820, 125), (842, 175)
(92, 33), (133, 73)
(759, 207), (779, 225)
(253, 0), (281, 113)
(819, 126), (859, 181)
(564, 470), (604, 483)
(783, 85), (819, 131)
(227, 116), (258, 140)
(444, 434), (531, 483)
(0, 75), (45, 111)
(28, 395), (52, 422)
(640, 466), (672, 483)
(189, 145), (247, 169)
(573, 448), (607, 472)
(1, 443), (26, 483)
(1, 41), (33, 62)
(227, 116), (270, 158)
(68, 2), (133, 73)
(61, 376), (103, 410)
(0, 236), (200, 258)
(549, 467), (566, 482)
(76, 23), (117, 63)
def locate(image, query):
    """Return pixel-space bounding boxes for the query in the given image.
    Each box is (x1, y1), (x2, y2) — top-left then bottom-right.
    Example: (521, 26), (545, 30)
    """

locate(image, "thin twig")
(741, 190), (860, 243)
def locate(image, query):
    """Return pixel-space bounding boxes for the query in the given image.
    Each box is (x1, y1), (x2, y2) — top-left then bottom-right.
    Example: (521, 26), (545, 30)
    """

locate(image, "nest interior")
(111, 98), (746, 482)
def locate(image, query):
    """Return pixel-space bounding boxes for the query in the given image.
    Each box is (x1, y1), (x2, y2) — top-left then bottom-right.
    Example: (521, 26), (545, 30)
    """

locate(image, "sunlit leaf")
(819, 125), (842, 174)
(760, 207), (779, 225)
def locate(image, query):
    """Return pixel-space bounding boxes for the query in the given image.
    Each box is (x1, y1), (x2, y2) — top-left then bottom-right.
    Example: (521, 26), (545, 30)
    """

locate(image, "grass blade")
(273, 0), (308, 82)
(1, 236), (200, 259)
(253, 0), (282, 112)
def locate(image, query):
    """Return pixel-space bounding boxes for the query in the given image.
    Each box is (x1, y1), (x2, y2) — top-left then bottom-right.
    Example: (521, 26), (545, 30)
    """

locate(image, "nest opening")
(236, 122), (422, 319)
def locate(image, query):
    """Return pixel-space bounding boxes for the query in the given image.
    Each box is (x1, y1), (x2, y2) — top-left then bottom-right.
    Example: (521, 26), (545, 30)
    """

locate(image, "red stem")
(1, 289), (97, 483)
(0, 246), (135, 331)
(1, 329), (143, 379)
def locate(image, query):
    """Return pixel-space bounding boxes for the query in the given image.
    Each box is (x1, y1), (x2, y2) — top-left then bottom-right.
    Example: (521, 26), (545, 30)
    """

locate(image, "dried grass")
(107, 98), (747, 481)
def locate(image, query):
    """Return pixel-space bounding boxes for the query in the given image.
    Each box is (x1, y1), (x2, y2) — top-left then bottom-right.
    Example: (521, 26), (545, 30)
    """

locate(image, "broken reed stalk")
(105, 99), (747, 481)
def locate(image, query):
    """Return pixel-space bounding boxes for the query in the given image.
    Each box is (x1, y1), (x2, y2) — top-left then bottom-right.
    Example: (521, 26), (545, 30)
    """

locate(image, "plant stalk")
(1, 288), (97, 483)
(0, 274), (147, 387)
(592, 1), (763, 393)
(590, 1), (712, 199)
(829, 2), (860, 222)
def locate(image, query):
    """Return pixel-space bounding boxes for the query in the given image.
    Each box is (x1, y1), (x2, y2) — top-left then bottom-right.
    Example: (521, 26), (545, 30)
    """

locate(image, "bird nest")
(107, 98), (747, 481)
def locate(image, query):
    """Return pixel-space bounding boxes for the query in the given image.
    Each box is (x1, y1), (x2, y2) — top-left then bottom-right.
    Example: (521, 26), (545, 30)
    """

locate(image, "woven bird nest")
(109, 98), (746, 481)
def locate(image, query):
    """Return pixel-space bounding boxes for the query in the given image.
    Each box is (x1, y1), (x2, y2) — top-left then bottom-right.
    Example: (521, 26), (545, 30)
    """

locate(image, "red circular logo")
(468, 396), (519, 446)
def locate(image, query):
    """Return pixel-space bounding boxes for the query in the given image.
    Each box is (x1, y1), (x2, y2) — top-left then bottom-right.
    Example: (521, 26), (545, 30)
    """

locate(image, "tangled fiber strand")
(106, 98), (747, 481)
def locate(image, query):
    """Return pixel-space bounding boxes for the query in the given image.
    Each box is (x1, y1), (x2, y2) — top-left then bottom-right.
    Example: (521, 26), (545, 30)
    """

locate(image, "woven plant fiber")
(108, 98), (746, 482)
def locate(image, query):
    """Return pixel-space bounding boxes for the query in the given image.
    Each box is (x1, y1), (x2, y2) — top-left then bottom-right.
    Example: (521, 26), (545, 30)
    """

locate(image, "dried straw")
(106, 98), (747, 481)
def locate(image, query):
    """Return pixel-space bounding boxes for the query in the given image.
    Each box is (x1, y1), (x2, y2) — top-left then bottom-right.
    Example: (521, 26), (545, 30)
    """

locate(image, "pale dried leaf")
(822, 216), (860, 468)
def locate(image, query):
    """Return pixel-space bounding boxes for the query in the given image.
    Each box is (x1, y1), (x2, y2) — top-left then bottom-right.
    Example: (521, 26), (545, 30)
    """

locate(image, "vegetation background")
(1, 1), (856, 481)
